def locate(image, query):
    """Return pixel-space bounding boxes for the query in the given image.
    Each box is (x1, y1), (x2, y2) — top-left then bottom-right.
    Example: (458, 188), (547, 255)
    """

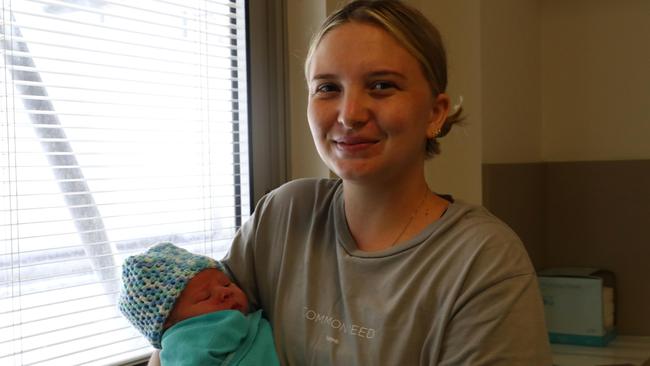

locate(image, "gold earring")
(430, 128), (441, 138)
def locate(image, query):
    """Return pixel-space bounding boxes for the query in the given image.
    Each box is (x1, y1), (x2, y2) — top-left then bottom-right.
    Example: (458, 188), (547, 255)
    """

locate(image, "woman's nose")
(338, 90), (369, 128)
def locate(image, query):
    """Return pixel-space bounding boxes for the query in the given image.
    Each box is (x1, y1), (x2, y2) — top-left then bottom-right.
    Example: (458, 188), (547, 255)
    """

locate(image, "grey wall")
(483, 160), (650, 335)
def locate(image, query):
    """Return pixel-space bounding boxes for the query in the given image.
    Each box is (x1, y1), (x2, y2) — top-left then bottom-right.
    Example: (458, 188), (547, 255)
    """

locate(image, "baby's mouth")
(230, 302), (245, 312)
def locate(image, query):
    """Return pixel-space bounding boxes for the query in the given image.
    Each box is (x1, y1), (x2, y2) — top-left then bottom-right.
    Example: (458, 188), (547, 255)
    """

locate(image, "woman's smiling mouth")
(333, 136), (379, 153)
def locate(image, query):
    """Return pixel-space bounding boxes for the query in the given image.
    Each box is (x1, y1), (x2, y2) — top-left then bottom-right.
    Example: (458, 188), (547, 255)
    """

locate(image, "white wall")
(481, 0), (542, 164)
(414, 0), (484, 204)
(481, 0), (650, 164)
(541, 0), (650, 162)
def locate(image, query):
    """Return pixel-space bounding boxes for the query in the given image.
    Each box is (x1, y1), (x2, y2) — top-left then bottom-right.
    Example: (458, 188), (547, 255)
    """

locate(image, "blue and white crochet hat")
(118, 242), (220, 348)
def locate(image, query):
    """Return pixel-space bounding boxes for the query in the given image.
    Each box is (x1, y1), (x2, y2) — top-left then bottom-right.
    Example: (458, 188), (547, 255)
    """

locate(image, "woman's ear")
(427, 93), (450, 138)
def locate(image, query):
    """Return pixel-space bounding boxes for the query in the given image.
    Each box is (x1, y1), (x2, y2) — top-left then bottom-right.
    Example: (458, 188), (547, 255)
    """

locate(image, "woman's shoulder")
(254, 178), (341, 213)
(275, 177), (340, 193)
(443, 200), (521, 244)
(438, 200), (533, 275)
(264, 178), (341, 203)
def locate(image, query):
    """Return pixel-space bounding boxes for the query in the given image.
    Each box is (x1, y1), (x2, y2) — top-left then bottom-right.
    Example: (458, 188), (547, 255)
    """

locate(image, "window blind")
(0, 0), (250, 365)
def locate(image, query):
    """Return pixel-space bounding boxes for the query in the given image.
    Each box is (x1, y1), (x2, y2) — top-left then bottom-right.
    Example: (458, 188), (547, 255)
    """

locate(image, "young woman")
(151, 1), (552, 365)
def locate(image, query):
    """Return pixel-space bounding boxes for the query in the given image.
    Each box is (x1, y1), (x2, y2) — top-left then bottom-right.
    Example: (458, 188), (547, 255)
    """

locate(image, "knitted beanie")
(118, 242), (220, 348)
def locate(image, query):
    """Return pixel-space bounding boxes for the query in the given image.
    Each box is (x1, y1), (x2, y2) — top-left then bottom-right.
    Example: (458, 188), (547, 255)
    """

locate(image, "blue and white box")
(538, 267), (616, 347)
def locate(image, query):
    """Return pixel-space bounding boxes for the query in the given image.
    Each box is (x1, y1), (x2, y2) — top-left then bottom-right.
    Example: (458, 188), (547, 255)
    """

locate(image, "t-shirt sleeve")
(435, 231), (553, 366)
(437, 273), (552, 365)
(220, 193), (271, 310)
(220, 179), (326, 317)
(220, 185), (292, 313)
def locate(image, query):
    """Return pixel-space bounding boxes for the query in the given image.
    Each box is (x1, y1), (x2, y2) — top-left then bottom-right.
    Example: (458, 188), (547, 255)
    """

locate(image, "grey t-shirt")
(222, 178), (552, 365)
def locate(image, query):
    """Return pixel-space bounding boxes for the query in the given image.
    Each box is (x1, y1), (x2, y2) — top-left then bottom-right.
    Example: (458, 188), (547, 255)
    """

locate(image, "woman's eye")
(370, 81), (396, 91)
(314, 83), (339, 94)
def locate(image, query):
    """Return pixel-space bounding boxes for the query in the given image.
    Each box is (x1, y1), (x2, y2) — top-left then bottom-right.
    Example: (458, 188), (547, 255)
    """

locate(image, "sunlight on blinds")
(0, 0), (249, 364)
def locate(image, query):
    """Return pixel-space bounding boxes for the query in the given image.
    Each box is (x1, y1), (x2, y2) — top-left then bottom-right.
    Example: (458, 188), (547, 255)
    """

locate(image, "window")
(1, 0), (253, 364)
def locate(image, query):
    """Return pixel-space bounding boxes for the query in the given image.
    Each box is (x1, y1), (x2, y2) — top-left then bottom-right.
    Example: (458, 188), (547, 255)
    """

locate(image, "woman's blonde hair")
(305, 0), (463, 157)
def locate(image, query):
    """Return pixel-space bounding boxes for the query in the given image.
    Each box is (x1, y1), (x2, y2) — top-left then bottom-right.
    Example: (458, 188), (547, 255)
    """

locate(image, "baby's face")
(164, 268), (248, 328)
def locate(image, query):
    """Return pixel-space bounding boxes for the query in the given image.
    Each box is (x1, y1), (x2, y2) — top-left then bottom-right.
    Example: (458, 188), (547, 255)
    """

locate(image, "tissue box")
(538, 267), (616, 347)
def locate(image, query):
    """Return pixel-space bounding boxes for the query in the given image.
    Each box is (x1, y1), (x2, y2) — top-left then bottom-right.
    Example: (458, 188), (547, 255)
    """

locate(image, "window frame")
(246, 0), (289, 205)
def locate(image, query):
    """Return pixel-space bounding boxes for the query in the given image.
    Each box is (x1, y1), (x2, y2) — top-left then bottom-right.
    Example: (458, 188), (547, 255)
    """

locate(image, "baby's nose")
(218, 286), (233, 301)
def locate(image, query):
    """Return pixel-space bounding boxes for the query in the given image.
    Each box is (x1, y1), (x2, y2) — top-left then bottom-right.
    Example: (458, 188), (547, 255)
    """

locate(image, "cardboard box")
(538, 267), (616, 347)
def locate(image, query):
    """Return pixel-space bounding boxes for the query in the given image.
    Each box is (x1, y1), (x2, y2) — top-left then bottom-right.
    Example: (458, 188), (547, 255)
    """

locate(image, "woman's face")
(164, 268), (248, 329)
(307, 21), (449, 183)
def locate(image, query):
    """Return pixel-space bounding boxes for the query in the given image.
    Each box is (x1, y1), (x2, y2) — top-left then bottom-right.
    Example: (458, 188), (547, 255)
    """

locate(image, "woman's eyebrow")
(366, 70), (406, 80)
(311, 73), (336, 81)
(310, 70), (406, 81)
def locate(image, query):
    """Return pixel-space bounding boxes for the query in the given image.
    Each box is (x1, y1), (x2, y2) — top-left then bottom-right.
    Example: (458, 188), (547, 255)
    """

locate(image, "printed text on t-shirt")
(303, 307), (376, 339)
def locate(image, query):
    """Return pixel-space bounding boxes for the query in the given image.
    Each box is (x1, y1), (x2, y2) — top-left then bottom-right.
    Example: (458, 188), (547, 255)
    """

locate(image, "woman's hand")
(147, 350), (160, 366)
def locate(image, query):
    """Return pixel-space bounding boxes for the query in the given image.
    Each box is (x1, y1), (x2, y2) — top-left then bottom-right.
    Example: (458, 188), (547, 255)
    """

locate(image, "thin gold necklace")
(391, 189), (429, 247)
